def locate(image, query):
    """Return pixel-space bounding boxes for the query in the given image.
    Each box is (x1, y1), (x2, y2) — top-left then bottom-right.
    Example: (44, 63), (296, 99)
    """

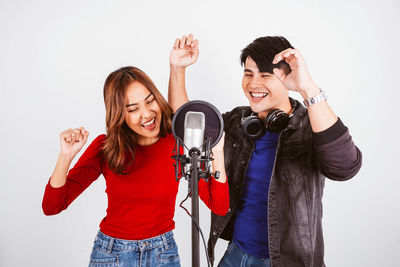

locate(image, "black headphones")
(242, 99), (297, 139)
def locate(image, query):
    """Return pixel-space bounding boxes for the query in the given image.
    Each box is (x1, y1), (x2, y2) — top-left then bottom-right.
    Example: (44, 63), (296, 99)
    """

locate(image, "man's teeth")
(251, 92), (268, 98)
(142, 118), (155, 126)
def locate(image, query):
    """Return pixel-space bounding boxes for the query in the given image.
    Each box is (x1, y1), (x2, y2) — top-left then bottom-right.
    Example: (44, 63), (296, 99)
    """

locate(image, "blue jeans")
(218, 242), (271, 267)
(89, 230), (180, 267)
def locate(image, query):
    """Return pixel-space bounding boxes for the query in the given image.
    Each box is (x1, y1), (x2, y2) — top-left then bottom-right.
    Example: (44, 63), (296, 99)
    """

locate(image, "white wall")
(1, 0), (399, 266)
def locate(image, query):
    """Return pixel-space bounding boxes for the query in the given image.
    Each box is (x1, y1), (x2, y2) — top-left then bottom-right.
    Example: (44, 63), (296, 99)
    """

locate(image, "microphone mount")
(172, 136), (220, 183)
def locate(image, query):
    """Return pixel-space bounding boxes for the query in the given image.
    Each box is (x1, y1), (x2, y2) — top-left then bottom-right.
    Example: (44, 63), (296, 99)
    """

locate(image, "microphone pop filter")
(172, 100), (224, 148)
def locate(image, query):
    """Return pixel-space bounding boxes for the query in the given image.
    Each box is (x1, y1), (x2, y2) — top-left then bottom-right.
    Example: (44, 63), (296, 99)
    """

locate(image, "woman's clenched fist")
(59, 127), (89, 159)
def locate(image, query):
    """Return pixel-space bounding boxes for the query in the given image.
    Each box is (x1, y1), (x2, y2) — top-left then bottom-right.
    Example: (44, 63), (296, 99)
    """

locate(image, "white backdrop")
(1, 0), (399, 266)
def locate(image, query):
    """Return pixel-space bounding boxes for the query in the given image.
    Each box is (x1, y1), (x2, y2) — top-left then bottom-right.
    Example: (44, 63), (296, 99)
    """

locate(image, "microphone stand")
(189, 147), (201, 267)
(172, 137), (216, 267)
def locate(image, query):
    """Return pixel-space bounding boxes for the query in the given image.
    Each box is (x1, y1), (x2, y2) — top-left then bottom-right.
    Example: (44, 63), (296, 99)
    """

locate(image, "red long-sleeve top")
(42, 133), (229, 240)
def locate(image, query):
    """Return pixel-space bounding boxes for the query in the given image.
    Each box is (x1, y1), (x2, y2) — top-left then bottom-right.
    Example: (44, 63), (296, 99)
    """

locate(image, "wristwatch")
(303, 89), (327, 107)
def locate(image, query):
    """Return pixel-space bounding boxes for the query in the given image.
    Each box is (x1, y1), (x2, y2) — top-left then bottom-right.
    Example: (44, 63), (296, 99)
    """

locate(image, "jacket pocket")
(279, 142), (309, 182)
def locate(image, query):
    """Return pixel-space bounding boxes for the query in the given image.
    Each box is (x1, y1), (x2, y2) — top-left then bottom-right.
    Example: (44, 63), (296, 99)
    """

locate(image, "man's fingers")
(192, 47), (199, 61)
(173, 38), (180, 49)
(174, 34), (198, 50)
(273, 48), (302, 64)
(191, 39), (199, 48)
(272, 51), (284, 64)
(273, 48), (294, 64)
(180, 35), (187, 48)
(186, 34), (194, 46)
(282, 50), (297, 61)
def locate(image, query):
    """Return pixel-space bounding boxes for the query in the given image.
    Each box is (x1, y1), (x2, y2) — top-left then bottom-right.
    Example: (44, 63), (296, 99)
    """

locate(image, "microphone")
(183, 111), (205, 174)
(184, 111), (205, 157)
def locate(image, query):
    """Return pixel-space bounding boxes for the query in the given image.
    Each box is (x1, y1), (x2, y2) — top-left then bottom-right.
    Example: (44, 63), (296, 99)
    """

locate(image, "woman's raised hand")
(59, 127), (89, 159)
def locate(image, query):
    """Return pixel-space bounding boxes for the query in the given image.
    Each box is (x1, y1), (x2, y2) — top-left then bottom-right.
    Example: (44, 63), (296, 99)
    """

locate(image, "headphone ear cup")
(242, 116), (266, 140)
(265, 109), (290, 133)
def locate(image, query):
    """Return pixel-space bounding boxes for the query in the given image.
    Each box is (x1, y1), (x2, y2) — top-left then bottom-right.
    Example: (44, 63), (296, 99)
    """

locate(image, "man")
(168, 34), (362, 267)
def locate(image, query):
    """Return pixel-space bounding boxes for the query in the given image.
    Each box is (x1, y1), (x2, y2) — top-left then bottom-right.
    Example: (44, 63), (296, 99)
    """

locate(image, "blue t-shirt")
(232, 130), (279, 259)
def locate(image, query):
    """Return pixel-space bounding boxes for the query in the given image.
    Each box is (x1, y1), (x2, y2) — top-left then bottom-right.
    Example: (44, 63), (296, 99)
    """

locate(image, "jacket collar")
(287, 97), (307, 130)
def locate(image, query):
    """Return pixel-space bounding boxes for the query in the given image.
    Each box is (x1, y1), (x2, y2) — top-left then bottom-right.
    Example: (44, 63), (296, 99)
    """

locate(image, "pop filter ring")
(171, 100), (224, 148)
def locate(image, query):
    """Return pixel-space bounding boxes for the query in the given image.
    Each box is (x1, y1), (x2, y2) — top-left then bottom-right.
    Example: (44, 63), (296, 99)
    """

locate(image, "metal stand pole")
(190, 150), (200, 267)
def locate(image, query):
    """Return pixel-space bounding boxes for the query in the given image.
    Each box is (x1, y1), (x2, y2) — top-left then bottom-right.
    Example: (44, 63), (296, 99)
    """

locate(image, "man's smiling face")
(241, 56), (290, 119)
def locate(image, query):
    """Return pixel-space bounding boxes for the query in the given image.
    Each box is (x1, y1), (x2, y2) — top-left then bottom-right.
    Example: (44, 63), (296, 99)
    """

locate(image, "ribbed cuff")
(312, 118), (347, 146)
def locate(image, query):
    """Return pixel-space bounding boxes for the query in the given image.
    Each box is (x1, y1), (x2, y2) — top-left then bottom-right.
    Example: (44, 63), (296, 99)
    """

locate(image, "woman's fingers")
(61, 127), (86, 143)
(82, 130), (89, 143)
(70, 128), (81, 142)
(61, 131), (71, 143)
(73, 129), (81, 142)
(60, 129), (73, 143)
(59, 127), (88, 158)
(80, 127), (89, 143)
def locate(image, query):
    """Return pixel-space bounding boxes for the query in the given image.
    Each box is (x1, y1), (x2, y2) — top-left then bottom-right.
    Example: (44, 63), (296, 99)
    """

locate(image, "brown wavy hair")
(102, 66), (172, 174)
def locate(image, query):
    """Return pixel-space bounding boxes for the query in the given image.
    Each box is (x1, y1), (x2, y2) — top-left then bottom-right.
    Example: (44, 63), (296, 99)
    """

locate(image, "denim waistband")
(94, 230), (175, 252)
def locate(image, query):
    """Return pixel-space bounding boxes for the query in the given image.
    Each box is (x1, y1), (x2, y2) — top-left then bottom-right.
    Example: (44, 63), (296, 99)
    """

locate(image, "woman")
(42, 65), (229, 266)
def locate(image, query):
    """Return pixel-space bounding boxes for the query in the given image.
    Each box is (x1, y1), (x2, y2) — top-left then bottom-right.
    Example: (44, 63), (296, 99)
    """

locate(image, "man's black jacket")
(207, 100), (362, 267)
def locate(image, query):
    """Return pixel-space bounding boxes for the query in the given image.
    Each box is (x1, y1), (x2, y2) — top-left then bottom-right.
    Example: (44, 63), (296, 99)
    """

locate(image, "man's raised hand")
(169, 34), (199, 69)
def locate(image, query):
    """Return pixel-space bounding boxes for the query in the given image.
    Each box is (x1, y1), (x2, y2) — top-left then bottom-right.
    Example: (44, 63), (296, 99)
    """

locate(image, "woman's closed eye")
(147, 97), (155, 104)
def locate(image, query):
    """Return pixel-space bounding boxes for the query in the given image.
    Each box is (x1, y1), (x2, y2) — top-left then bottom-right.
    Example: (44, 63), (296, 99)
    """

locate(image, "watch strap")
(303, 89), (327, 107)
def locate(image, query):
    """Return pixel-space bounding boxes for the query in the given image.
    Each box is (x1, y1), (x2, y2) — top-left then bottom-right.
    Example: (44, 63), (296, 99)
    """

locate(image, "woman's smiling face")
(124, 81), (162, 146)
